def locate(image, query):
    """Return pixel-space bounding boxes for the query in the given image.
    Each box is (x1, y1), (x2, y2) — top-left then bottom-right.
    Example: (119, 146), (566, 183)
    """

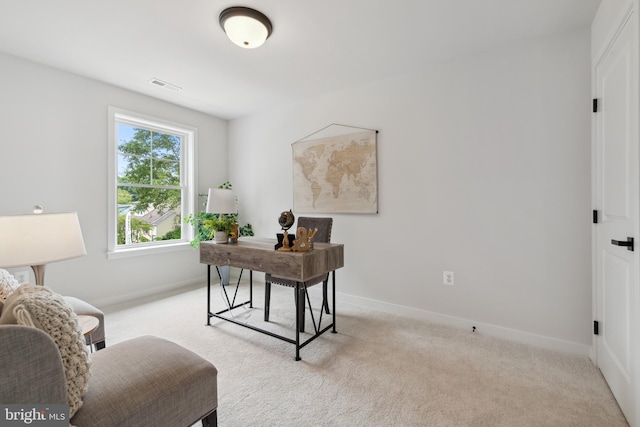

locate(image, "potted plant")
(184, 182), (254, 248)
(205, 216), (234, 244)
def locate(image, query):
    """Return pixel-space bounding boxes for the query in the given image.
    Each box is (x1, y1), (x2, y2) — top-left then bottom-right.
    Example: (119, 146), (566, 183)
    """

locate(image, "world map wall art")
(292, 125), (378, 214)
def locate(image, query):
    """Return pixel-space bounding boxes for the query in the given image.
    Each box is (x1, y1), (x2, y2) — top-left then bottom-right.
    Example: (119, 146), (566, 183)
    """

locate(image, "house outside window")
(108, 108), (196, 257)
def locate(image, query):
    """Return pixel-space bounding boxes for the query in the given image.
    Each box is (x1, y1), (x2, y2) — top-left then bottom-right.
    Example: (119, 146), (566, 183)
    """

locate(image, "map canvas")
(292, 130), (378, 213)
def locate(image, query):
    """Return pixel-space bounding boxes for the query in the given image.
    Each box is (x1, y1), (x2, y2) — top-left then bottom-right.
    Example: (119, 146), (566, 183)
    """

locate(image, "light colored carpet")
(103, 281), (628, 427)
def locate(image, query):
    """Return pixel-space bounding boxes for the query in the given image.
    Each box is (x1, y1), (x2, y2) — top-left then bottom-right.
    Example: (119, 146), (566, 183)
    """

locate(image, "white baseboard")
(97, 273), (592, 358)
(97, 268), (244, 309)
(96, 276), (206, 309)
(334, 291), (592, 357)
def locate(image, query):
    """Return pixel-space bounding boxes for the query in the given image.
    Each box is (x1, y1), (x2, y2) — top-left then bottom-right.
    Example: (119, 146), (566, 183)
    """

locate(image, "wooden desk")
(200, 237), (344, 360)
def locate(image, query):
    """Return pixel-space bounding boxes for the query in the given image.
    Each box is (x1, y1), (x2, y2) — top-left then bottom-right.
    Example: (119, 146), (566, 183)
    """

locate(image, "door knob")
(611, 237), (634, 251)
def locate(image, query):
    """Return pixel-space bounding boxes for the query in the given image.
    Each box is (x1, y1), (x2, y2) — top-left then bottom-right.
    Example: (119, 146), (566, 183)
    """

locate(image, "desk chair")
(264, 217), (332, 332)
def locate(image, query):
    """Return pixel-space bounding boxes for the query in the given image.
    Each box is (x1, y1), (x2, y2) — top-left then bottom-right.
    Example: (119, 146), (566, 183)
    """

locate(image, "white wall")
(0, 52), (228, 305)
(229, 29), (593, 354)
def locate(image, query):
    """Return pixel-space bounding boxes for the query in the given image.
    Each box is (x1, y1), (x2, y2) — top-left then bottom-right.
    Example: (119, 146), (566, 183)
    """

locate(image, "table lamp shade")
(206, 189), (237, 214)
(0, 212), (87, 268)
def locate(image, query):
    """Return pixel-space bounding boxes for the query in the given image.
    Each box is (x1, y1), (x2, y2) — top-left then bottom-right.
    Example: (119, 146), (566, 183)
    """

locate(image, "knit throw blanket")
(8, 285), (91, 417)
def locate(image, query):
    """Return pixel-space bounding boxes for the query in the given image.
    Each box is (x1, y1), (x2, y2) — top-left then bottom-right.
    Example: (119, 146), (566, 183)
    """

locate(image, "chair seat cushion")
(72, 335), (217, 427)
(265, 272), (328, 288)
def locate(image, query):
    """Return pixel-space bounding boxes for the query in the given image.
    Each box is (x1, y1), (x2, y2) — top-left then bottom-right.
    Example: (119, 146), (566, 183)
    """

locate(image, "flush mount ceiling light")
(219, 6), (272, 49)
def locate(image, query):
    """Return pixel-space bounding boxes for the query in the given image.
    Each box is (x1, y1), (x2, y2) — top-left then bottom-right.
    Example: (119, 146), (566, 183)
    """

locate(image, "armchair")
(264, 217), (333, 332)
(0, 325), (218, 426)
(0, 283), (217, 426)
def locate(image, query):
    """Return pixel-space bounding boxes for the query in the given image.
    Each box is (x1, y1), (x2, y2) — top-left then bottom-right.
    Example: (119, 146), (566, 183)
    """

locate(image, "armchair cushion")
(71, 335), (218, 427)
(0, 284), (90, 417)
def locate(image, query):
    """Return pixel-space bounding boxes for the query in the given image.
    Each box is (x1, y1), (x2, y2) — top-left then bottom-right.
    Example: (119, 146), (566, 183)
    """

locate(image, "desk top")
(200, 237), (344, 282)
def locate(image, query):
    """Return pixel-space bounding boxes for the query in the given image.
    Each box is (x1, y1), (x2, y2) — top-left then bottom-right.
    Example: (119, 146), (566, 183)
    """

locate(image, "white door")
(594, 10), (638, 426)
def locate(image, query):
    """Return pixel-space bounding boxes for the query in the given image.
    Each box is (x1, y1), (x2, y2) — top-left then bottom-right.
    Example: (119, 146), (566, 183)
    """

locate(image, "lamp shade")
(206, 189), (238, 214)
(0, 212), (87, 268)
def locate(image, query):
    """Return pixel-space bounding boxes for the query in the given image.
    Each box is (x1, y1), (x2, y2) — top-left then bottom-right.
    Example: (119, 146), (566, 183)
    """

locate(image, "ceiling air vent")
(148, 78), (181, 92)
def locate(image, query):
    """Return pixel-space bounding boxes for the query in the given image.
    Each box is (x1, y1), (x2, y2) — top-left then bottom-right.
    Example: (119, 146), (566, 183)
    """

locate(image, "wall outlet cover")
(14, 270), (30, 284)
(443, 271), (454, 286)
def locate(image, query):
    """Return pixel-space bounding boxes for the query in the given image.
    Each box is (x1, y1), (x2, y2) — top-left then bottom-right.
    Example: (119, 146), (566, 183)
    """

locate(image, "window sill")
(107, 241), (193, 260)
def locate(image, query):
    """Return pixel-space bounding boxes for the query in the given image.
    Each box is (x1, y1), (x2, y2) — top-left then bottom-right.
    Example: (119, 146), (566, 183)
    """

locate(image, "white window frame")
(107, 107), (197, 259)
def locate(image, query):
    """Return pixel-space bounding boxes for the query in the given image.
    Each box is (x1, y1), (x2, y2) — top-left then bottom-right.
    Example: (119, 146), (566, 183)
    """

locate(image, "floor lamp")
(0, 211), (87, 286)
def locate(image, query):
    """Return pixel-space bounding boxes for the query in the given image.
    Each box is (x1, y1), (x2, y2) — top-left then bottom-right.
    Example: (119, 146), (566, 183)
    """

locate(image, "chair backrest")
(297, 217), (332, 243)
(0, 325), (67, 405)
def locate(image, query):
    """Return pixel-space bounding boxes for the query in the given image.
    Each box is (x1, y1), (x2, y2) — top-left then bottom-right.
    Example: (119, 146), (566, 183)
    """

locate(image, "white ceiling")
(0, 0), (600, 120)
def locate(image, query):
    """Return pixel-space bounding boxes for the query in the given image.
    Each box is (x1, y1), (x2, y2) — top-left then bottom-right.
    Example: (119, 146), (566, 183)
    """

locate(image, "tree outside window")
(116, 124), (183, 245)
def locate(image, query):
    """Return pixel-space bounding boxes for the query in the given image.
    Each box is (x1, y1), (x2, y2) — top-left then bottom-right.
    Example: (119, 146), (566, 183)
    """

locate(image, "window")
(108, 108), (196, 257)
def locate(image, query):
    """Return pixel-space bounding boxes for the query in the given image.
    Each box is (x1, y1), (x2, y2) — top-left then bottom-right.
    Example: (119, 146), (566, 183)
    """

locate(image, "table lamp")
(206, 188), (238, 244)
(0, 209), (87, 286)
(206, 188), (237, 215)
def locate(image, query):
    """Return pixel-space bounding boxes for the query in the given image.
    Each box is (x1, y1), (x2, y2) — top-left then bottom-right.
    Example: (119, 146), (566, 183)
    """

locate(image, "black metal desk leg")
(297, 285), (306, 333)
(264, 281), (270, 322)
(295, 281), (301, 361)
(332, 271), (337, 333)
(206, 265), (212, 326)
(323, 281), (331, 314)
(249, 270), (253, 308)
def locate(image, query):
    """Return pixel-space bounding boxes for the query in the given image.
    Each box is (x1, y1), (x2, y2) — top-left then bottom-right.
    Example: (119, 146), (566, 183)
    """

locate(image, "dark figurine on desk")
(275, 209), (295, 251)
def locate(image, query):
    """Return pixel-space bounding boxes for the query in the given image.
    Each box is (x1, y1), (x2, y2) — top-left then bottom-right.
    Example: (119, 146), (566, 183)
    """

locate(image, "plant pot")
(213, 231), (228, 244)
(218, 265), (231, 286)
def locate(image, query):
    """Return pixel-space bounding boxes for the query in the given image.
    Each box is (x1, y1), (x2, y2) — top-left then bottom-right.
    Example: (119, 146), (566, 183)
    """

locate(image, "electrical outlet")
(14, 270), (30, 284)
(443, 271), (454, 286)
